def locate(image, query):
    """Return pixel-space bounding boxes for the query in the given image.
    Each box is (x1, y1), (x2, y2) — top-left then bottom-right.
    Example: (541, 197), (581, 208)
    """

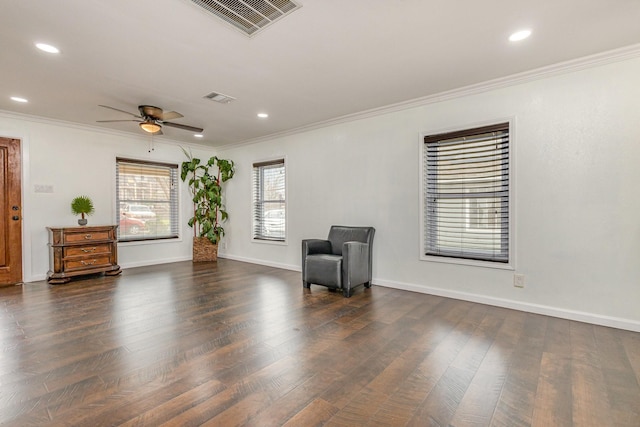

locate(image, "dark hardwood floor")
(1, 259), (639, 426)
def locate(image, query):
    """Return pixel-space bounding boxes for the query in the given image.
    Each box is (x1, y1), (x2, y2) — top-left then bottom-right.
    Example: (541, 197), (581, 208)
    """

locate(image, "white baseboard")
(218, 253), (301, 272)
(373, 278), (640, 333)
(119, 256), (192, 270)
(26, 273), (47, 283)
(26, 254), (640, 333)
(217, 255), (640, 332)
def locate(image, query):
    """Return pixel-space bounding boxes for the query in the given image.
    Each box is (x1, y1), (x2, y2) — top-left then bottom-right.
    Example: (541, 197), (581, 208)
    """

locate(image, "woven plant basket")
(193, 236), (218, 262)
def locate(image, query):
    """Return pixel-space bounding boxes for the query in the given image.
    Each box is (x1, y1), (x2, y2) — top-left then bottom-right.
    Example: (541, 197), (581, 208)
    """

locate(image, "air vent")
(203, 91), (236, 104)
(188, 0), (302, 36)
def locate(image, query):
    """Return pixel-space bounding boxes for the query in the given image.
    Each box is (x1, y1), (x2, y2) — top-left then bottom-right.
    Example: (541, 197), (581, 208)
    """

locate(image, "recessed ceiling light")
(257, 113), (269, 118)
(509, 29), (532, 42)
(10, 96), (28, 103)
(35, 42), (60, 53)
(194, 134), (204, 138)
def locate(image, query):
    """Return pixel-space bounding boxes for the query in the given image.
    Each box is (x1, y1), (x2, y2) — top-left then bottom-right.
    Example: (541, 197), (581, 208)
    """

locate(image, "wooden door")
(0, 138), (22, 285)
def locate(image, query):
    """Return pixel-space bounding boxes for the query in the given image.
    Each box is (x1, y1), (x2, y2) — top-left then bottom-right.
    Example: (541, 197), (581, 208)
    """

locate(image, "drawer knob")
(81, 247), (96, 253)
(80, 260), (96, 266)
(84, 234), (92, 239)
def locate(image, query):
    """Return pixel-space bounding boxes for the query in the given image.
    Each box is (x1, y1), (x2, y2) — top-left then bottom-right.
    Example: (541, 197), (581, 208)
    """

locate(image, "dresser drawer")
(64, 244), (111, 257)
(64, 255), (113, 271)
(65, 230), (111, 243)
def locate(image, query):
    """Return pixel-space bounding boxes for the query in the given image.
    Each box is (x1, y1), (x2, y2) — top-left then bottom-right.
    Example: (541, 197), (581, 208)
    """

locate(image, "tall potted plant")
(180, 148), (235, 262)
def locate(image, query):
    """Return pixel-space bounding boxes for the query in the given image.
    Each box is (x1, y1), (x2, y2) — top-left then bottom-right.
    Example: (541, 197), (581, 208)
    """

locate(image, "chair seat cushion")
(305, 254), (342, 288)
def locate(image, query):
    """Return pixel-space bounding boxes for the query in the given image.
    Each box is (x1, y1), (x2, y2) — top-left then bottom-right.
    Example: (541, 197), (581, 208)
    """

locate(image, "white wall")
(0, 114), (216, 282)
(3, 55), (639, 331)
(217, 56), (640, 330)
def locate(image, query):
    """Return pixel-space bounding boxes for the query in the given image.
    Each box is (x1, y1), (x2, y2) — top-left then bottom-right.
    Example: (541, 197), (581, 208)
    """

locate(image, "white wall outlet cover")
(34, 184), (54, 193)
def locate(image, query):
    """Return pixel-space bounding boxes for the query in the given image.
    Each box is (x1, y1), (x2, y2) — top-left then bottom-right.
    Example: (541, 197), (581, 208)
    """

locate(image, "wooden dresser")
(47, 225), (121, 284)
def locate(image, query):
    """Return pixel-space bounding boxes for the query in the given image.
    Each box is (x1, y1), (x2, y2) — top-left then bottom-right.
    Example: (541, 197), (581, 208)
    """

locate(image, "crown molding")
(219, 42), (640, 151)
(3, 42), (640, 154)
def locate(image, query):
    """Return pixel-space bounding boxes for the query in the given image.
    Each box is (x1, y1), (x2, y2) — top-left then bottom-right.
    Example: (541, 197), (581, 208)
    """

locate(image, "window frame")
(115, 157), (180, 243)
(419, 119), (515, 270)
(251, 157), (287, 244)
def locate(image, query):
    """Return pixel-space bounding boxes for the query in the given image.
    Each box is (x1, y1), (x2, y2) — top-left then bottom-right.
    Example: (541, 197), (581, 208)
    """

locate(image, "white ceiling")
(1, 0), (639, 147)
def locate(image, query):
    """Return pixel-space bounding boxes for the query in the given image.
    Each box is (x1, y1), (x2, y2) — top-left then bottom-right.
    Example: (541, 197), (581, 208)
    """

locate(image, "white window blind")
(115, 158), (179, 242)
(424, 123), (510, 263)
(252, 159), (286, 241)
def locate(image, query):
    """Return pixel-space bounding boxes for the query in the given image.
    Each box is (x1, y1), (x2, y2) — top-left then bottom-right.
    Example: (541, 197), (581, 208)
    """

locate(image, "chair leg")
(302, 281), (311, 289)
(342, 287), (352, 298)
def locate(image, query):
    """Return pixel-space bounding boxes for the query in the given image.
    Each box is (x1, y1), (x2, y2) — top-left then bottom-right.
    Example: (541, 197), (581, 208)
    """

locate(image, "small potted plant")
(180, 148), (235, 262)
(71, 195), (94, 226)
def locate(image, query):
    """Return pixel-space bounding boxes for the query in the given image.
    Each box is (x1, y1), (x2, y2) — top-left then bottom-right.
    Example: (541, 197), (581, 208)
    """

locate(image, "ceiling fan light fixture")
(139, 122), (161, 133)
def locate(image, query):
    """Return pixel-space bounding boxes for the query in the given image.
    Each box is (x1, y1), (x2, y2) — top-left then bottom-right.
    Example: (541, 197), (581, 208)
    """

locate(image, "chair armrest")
(302, 239), (332, 255)
(342, 241), (370, 287)
(302, 239), (333, 285)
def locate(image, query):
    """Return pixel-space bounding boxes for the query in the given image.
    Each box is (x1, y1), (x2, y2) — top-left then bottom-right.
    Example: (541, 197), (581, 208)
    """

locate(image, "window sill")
(252, 238), (287, 246)
(420, 253), (514, 271)
(118, 236), (183, 247)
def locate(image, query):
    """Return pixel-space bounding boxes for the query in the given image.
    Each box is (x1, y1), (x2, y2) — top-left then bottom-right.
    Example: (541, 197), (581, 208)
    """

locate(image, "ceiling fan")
(97, 105), (204, 135)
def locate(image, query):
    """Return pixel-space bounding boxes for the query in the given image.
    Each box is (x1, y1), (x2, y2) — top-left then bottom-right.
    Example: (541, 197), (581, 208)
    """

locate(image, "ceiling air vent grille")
(188, 0), (302, 36)
(203, 91), (236, 103)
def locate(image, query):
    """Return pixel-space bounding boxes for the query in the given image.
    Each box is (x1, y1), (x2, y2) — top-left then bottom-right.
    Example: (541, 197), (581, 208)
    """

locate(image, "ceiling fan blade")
(163, 122), (204, 133)
(96, 119), (141, 123)
(98, 105), (141, 118)
(160, 111), (183, 121)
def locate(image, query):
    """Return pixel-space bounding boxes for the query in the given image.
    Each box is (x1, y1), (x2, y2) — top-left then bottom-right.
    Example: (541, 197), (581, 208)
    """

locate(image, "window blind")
(252, 159), (286, 241)
(424, 123), (509, 263)
(115, 158), (179, 242)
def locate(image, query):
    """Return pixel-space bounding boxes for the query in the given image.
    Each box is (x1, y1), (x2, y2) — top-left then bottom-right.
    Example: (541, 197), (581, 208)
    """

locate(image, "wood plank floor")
(0, 259), (639, 426)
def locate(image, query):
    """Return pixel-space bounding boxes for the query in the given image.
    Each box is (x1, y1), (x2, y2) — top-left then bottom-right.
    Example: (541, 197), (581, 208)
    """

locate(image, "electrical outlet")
(514, 274), (525, 288)
(220, 242), (227, 250)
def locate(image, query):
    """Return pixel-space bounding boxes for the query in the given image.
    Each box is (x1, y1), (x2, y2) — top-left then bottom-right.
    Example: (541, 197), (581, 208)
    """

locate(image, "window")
(252, 159), (286, 241)
(423, 122), (510, 263)
(115, 158), (179, 242)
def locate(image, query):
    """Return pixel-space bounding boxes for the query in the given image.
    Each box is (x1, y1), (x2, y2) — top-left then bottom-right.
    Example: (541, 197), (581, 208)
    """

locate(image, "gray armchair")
(302, 226), (375, 297)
